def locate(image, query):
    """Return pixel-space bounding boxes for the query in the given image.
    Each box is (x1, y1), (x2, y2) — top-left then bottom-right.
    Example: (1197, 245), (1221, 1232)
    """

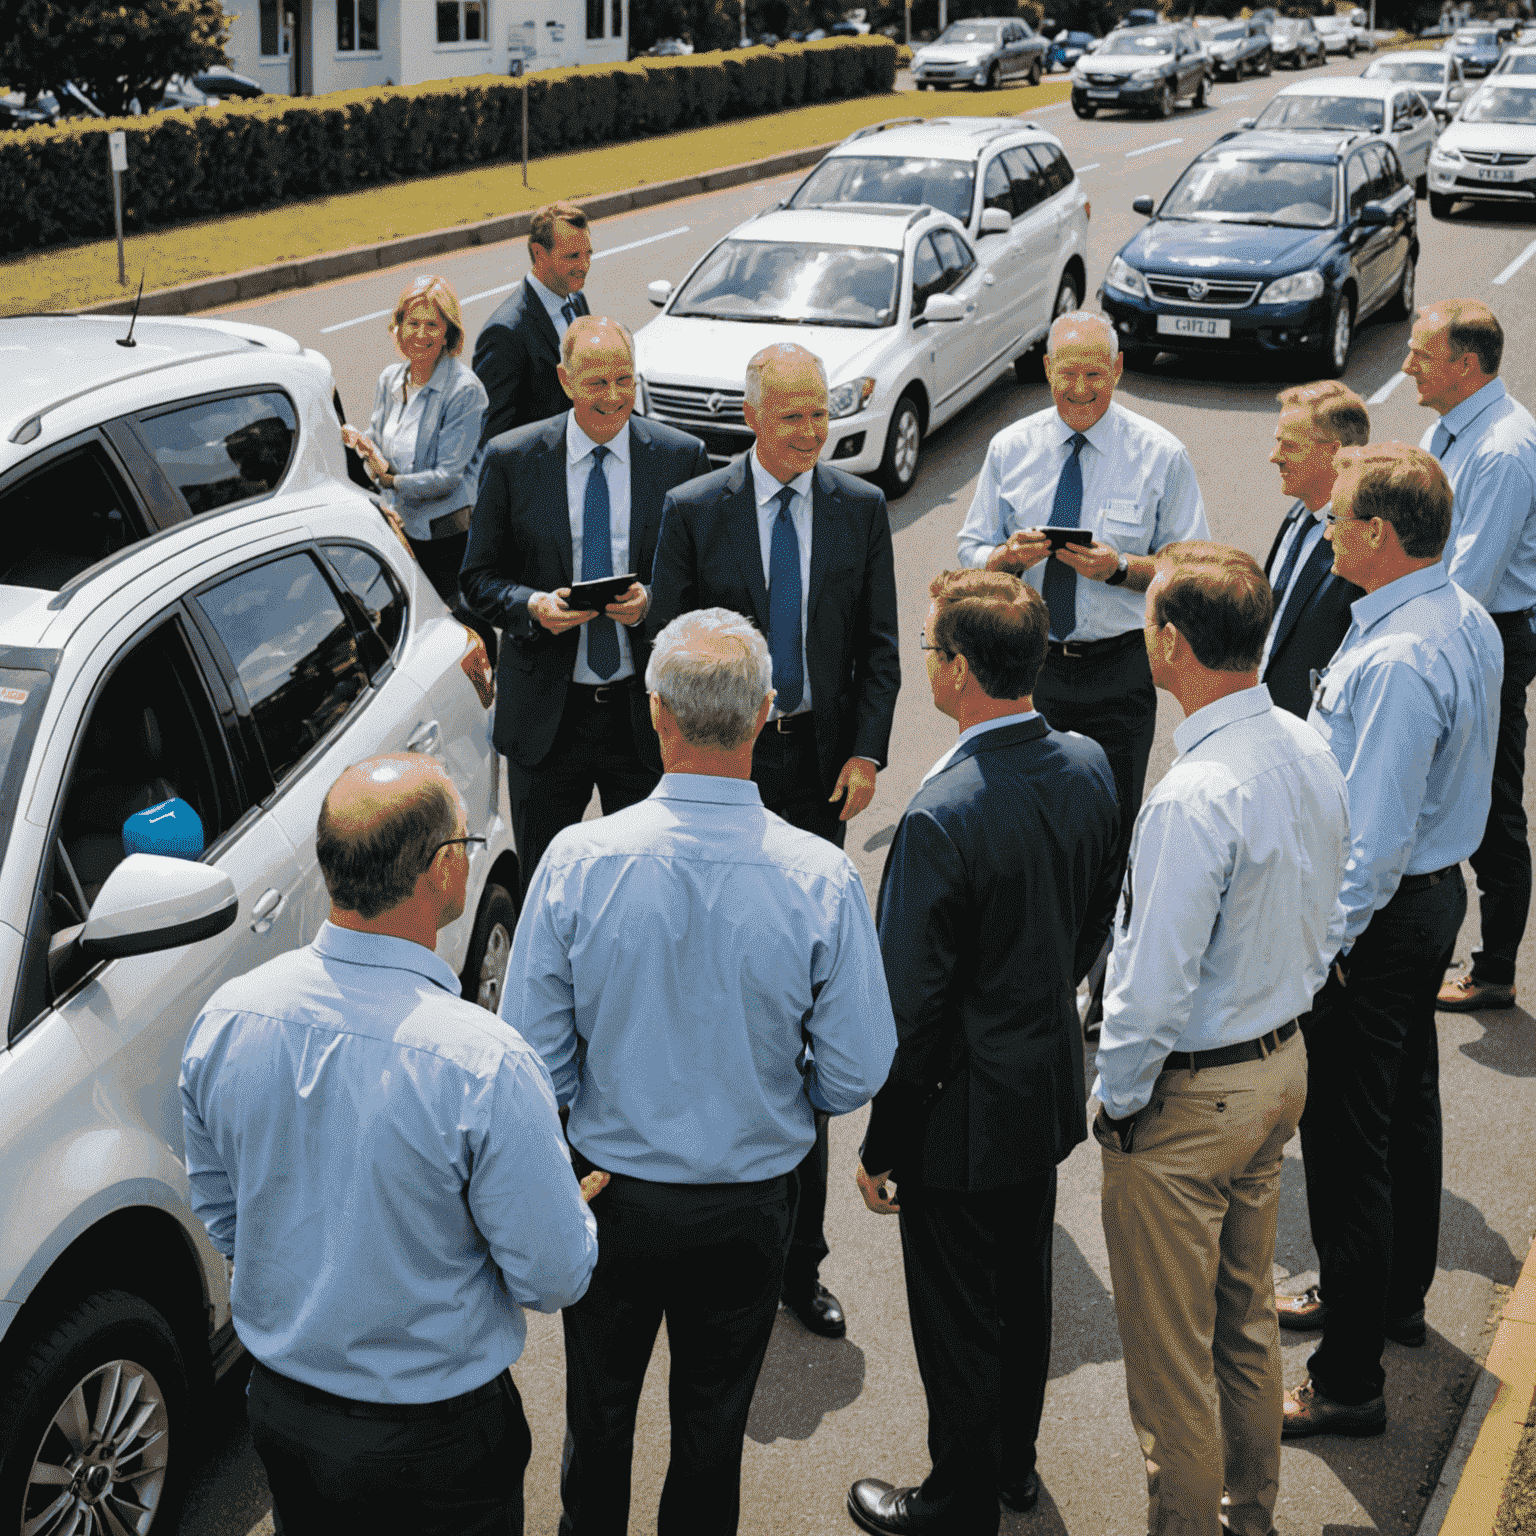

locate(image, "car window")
(193, 551), (372, 788)
(134, 390), (298, 517)
(1345, 152), (1371, 216)
(982, 156), (1013, 218)
(931, 229), (976, 290)
(1462, 84), (1536, 123)
(672, 239), (900, 329)
(1255, 93), (1385, 131)
(0, 442), (143, 591)
(1027, 141), (1074, 197)
(788, 155), (975, 223)
(1162, 153), (1337, 227)
(911, 234), (946, 316)
(322, 542), (407, 676)
(1001, 146), (1047, 214)
(1377, 143), (1406, 193)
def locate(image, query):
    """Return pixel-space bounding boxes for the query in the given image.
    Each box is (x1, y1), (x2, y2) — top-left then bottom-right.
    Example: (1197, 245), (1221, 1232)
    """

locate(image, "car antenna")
(116, 270), (146, 348)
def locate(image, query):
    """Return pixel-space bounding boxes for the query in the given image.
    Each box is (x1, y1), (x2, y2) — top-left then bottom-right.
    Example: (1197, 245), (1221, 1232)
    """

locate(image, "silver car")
(912, 16), (1048, 89)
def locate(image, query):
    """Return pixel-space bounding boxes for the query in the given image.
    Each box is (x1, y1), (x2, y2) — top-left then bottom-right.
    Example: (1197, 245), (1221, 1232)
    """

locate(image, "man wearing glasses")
(181, 753), (603, 1534)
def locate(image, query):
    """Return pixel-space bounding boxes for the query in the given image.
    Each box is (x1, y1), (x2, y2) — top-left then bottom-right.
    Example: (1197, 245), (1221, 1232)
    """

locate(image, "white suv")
(0, 315), (520, 1535)
(635, 116), (1089, 498)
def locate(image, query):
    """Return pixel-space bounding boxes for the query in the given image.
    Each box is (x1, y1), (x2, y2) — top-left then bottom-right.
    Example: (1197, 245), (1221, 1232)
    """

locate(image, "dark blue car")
(1098, 129), (1418, 377)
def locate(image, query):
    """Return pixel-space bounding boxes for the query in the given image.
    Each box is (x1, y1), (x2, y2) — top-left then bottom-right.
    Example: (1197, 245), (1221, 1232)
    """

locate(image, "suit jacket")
(471, 279), (589, 446)
(1260, 501), (1361, 718)
(861, 718), (1120, 1190)
(460, 412), (711, 768)
(648, 458), (901, 790)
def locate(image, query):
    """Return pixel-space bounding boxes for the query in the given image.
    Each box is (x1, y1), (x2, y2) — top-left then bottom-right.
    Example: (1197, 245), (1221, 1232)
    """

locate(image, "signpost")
(107, 130), (127, 286)
(521, 78), (529, 188)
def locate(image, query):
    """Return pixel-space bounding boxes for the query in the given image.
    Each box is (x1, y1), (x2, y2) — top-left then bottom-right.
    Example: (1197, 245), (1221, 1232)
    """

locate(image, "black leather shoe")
(847, 1479), (924, 1534)
(999, 1470), (1040, 1512)
(784, 1282), (847, 1338)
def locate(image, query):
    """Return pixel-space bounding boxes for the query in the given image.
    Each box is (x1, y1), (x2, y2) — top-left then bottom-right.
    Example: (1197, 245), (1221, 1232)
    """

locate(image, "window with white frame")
(259, 0), (288, 55)
(612, 0), (623, 37)
(337, 0), (379, 51)
(587, 0), (604, 38)
(437, 1), (488, 43)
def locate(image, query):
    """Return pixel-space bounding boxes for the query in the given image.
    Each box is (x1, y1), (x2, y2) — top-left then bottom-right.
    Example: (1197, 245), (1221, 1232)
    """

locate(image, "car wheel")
(1320, 295), (1354, 379)
(1155, 81), (1175, 117)
(460, 882), (518, 1012)
(1415, 171), (1428, 199)
(1258, 48), (1272, 74)
(877, 395), (923, 499)
(1073, 101), (1097, 118)
(979, 63), (999, 90)
(1028, 58), (1043, 86)
(1429, 191), (1454, 218)
(1346, 40), (1356, 57)
(1386, 252), (1416, 320)
(0, 1290), (192, 1536)
(1193, 71), (1208, 107)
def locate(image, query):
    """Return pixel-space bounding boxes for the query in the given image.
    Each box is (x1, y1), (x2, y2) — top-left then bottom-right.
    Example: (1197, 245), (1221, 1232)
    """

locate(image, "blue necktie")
(581, 445), (619, 680)
(768, 486), (804, 714)
(1431, 421), (1456, 459)
(1042, 432), (1088, 641)
(1270, 504), (1312, 609)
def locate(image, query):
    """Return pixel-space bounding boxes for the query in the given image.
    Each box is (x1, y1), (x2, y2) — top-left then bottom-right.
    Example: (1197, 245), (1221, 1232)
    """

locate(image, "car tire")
(1386, 252), (1416, 321)
(0, 1290), (193, 1536)
(979, 63), (999, 90)
(1017, 271), (1084, 381)
(877, 395), (923, 499)
(460, 882), (518, 1012)
(1320, 294), (1354, 379)
(1429, 191), (1454, 218)
(1258, 48), (1272, 74)
(1193, 72), (1208, 107)
(1346, 40), (1356, 57)
(1415, 171), (1428, 199)
(1073, 101), (1097, 118)
(1155, 81), (1175, 117)
(1028, 58), (1043, 86)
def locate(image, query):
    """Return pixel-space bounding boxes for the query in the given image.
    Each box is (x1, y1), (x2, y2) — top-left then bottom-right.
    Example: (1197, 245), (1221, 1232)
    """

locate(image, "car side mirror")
(921, 293), (967, 323)
(77, 854), (238, 962)
(647, 279), (673, 307)
(1357, 200), (1391, 225)
(979, 206), (1012, 234)
(1237, 115), (1256, 129)
(1132, 193), (1156, 216)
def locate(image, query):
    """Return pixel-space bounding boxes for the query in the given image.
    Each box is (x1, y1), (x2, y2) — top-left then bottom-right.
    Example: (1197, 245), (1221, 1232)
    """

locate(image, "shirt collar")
(567, 413), (631, 468)
(311, 920), (462, 995)
(1056, 402), (1117, 456)
(1349, 561), (1450, 631)
(526, 271), (567, 318)
(650, 772), (765, 806)
(393, 352), (450, 401)
(750, 449), (813, 509)
(1440, 376), (1507, 438)
(1305, 500), (1329, 527)
(1173, 684), (1274, 757)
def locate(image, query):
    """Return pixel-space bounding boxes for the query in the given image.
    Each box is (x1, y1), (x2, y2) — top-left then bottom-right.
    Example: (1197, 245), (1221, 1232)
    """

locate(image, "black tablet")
(566, 573), (637, 610)
(1033, 528), (1093, 550)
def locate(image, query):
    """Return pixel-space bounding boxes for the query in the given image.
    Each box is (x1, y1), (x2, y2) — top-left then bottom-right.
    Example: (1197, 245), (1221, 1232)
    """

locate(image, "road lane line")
(1493, 236), (1536, 286)
(1125, 136), (1184, 158)
(320, 305), (394, 334)
(1076, 162), (1101, 173)
(1227, 93), (1251, 102)
(1369, 371), (1411, 405)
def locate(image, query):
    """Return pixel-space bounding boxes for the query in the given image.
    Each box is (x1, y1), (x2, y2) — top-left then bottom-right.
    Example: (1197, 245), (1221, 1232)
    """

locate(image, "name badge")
(1104, 498), (1142, 526)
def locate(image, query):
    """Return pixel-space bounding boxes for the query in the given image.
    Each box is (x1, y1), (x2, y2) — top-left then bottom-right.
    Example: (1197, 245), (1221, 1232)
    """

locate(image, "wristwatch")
(1105, 551), (1130, 587)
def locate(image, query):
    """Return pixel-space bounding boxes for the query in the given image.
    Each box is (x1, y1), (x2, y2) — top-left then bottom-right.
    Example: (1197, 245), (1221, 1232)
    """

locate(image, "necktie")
(768, 486), (804, 714)
(1270, 505), (1312, 609)
(581, 445), (619, 679)
(561, 297), (579, 327)
(1431, 421), (1456, 459)
(1041, 433), (1088, 641)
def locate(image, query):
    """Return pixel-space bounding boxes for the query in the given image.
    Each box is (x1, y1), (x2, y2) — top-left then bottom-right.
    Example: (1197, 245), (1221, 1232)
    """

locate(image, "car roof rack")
(842, 116), (925, 144)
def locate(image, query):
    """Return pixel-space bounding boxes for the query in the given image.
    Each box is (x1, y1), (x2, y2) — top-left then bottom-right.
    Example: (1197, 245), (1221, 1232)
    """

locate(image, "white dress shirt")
(956, 401), (1208, 641)
(1258, 502), (1329, 678)
(750, 449), (815, 718)
(527, 271), (578, 345)
(377, 376), (428, 511)
(921, 711), (1041, 785)
(566, 416), (635, 685)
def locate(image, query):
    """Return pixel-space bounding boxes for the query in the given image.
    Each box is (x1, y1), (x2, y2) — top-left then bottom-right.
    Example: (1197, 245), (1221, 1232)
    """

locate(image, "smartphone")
(566, 573), (638, 610)
(1031, 527), (1093, 550)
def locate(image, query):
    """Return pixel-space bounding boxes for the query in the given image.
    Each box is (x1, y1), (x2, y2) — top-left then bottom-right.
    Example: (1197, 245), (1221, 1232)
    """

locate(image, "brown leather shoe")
(1437, 975), (1516, 1012)
(1276, 1286), (1325, 1330)
(1282, 1379), (1386, 1439)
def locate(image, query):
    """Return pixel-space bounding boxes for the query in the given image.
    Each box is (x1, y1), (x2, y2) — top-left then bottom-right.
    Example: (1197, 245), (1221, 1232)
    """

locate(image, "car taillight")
(460, 627), (495, 709)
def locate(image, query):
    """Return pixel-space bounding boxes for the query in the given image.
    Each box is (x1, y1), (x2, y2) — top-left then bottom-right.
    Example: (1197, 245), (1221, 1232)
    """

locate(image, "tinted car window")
(1345, 152), (1371, 216)
(911, 234), (945, 315)
(931, 229), (976, 289)
(982, 156), (1013, 217)
(1255, 94), (1385, 131)
(135, 391), (298, 516)
(1000, 146), (1046, 214)
(672, 240), (899, 328)
(0, 443), (141, 590)
(1377, 143), (1406, 193)
(323, 542), (407, 674)
(789, 155), (976, 224)
(1163, 153), (1337, 227)
(1027, 142), (1074, 196)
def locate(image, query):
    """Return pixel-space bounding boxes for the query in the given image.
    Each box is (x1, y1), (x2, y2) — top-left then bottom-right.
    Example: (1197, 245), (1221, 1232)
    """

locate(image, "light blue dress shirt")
(1308, 564), (1502, 948)
(956, 401), (1208, 641)
(750, 450), (815, 717)
(505, 773), (897, 1183)
(1423, 378), (1536, 615)
(1095, 687), (1349, 1119)
(180, 923), (598, 1404)
(527, 270), (578, 343)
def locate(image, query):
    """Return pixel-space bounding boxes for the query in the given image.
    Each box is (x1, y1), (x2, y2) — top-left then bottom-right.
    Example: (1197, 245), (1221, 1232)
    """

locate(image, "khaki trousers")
(1098, 1029), (1307, 1536)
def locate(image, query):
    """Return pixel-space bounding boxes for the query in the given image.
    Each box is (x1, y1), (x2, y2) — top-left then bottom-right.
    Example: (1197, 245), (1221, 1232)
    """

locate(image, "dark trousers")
(1470, 614), (1536, 985)
(1298, 868), (1465, 1404)
(408, 531), (497, 668)
(559, 1173), (793, 1536)
(897, 1171), (1058, 1536)
(507, 686), (659, 900)
(247, 1360), (530, 1536)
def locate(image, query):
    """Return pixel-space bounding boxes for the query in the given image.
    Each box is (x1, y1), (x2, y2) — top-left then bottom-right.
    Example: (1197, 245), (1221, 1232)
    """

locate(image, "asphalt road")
(178, 57), (1536, 1536)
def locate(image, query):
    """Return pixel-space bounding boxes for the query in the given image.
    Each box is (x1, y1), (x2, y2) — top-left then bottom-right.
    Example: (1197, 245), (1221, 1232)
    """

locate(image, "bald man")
(181, 753), (600, 1535)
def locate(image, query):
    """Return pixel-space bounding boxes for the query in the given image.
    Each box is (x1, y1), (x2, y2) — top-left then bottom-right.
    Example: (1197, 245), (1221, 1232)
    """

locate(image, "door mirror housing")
(78, 854), (238, 961)
(979, 206), (1012, 234)
(1357, 199), (1391, 225)
(921, 292), (967, 323)
(647, 279), (673, 307)
(1132, 193), (1156, 216)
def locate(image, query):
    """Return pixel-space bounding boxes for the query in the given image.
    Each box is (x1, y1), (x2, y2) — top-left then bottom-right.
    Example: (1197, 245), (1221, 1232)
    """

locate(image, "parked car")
(910, 16), (1049, 89)
(1363, 49), (1471, 119)
(1269, 16), (1327, 68)
(1445, 24), (1504, 76)
(830, 18), (870, 34)
(1197, 18), (1273, 80)
(192, 67), (265, 99)
(1049, 29), (1099, 70)
(0, 95), (52, 130)
(1100, 128), (1419, 378)
(0, 312), (515, 1536)
(1071, 23), (1210, 118)
(1428, 76), (1536, 216)
(1490, 43), (1536, 76)
(646, 36), (694, 55)
(1314, 15), (1364, 57)
(1125, 8), (1163, 27)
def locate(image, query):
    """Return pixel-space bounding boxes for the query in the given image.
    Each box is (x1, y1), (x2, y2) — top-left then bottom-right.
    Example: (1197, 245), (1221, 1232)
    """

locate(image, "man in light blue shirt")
(507, 608), (896, 1536)
(1095, 543), (1348, 1536)
(1282, 444), (1501, 1439)
(181, 753), (599, 1534)
(1404, 300), (1536, 1012)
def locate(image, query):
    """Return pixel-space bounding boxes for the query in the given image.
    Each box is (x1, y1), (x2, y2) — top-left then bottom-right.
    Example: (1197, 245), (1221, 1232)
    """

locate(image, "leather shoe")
(1282, 1379), (1386, 1439)
(999, 1470), (1040, 1512)
(783, 1282), (846, 1338)
(1437, 974), (1516, 1012)
(1276, 1288), (1426, 1346)
(847, 1479), (926, 1534)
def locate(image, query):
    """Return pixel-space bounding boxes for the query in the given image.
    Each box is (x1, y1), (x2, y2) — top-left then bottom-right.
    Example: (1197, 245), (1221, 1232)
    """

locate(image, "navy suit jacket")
(862, 718), (1120, 1190)
(1260, 501), (1361, 719)
(648, 457), (901, 790)
(460, 412), (711, 769)
(471, 279), (588, 447)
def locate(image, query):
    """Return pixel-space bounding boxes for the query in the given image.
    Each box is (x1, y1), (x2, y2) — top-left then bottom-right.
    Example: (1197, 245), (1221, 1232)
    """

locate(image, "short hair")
(315, 763), (458, 920)
(1332, 443), (1453, 559)
(928, 569), (1049, 700)
(744, 343), (828, 411)
(561, 313), (634, 369)
(528, 200), (588, 253)
(1423, 298), (1503, 377)
(1046, 309), (1120, 360)
(389, 274), (465, 357)
(1150, 542), (1273, 673)
(645, 609), (773, 750)
(1275, 380), (1370, 447)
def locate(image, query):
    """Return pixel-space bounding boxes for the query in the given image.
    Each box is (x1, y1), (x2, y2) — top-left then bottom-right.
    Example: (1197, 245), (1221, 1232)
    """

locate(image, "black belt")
(1491, 608), (1536, 633)
(1165, 1019), (1298, 1074)
(1397, 863), (1456, 895)
(570, 681), (631, 705)
(769, 711), (815, 735)
(252, 1360), (505, 1421)
(1047, 629), (1144, 662)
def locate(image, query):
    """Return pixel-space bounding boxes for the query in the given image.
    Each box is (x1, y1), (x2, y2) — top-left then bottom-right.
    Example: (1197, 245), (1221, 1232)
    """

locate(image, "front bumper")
(1099, 284), (1333, 355)
(639, 407), (885, 475)
(1429, 163), (1536, 202)
(913, 61), (991, 85)
(1072, 78), (1167, 108)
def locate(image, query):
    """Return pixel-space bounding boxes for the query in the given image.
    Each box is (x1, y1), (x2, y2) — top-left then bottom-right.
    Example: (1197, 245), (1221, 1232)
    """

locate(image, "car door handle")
(251, 888), (284, 934)
(406, 719), (441, 754)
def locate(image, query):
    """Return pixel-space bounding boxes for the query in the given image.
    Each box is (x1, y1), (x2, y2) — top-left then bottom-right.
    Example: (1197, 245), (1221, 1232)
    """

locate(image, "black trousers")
(506, 686), (659, 900)
(559, 1172), (793, 1536)
(247, 1360), (530, 1536)
(1470, 613), (1536, 986)
(1298, 868), (1465, 1404)
(898, 1171), (1058, 1536)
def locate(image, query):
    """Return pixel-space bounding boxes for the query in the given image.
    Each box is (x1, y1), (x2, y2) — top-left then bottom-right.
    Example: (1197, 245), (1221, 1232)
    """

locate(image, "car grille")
(1460, 149), (1534, 166)
(1088, 73), (1124, 84)
(1145, 275), (1262, 307)
(646, 382), (748, 428)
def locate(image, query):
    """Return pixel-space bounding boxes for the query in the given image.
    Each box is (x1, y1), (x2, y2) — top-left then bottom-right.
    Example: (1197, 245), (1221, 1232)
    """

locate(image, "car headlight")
(635, 373), (649, 414)
(1257, 270), (1325, 305)
(1106, 255), (1149, 298)
(1430, 144), (1463, 164)
(828, 377), (877, 420)
(1071, 64), (1090, 81)
(1132, 65), (1165, 80)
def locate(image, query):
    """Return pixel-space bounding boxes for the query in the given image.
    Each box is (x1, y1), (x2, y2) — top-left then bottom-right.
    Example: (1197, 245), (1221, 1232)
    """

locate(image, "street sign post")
(107, 130), (127, 286)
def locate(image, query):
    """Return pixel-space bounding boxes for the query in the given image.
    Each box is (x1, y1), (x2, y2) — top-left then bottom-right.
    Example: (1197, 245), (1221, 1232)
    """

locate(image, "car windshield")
(1104, 29), (1175, 52)
(1454, 29), (1494, 43)
(1462, 84), (1536, 121)
(1272, 20), (1302, 35)
(1203, 25), (1247, 41)
(1315, 17), (1345, 29)
(671, 240), (901, 327)
(936, 21), (1000, 42)
(1254, 92), (1384, 130)
(1499, 54), (1536, 73)
(0, 663), (52, 859)
(1365, 58), (1446, 81)
(1162, 154), (1338, 226)
(789, 155), (975, 223)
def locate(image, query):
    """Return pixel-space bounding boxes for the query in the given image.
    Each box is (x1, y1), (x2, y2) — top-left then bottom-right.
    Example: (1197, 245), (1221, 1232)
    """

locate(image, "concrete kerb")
(79, 142), (835, 319)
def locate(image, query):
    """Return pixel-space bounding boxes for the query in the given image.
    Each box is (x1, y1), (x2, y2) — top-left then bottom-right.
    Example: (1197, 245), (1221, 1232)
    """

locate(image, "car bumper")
(638, 409), (885, 475)
(913, 63), (991, 84)
(1072, 80), (1167, 106)
(1429, 165), (1536, 201)
(1099, 285), (1334, 354)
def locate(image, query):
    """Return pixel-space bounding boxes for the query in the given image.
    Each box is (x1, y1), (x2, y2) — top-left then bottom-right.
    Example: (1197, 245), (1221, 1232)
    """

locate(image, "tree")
(0, 0), (231, 114)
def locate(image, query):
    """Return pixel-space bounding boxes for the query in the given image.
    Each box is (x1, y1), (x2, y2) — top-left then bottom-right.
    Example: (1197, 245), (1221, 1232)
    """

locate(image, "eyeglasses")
(1324, 509), (1362, 527)
(430, 835), (488, 860)
(917, 629), (954, 656)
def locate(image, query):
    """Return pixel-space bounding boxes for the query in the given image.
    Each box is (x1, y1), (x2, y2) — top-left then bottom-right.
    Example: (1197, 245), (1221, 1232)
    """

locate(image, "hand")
(855, 1164), (899, 1214)
(530, 589), (597, 634)
(578, 1168), (610, 1203)
(986, 530), (1053, 574)
(604, 582), (649, 627)
(829, 757), (877, 822)
(1053, 537), (1124, 583)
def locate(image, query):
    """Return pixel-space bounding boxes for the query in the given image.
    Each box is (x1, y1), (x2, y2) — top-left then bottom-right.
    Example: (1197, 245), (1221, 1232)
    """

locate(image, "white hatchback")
(1428, 75), (1536, 216)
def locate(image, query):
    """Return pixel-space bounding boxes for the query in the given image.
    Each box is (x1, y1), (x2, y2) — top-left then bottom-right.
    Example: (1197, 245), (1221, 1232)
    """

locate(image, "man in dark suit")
(472, 200), (592, 445)
(461, 316), (710, 897)
(648, 341), (901, 1341)
(1259, 381), (1368, 717)
(848, 570), (1119, 1536)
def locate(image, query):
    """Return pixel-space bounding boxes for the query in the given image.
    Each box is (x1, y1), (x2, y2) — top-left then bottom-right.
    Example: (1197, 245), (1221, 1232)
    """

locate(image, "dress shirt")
(527, 271), (578, 344)
(1423, 378), (1536, 615)
(179, 923), (597, 1404)
(956, 401), (1208, 641)
(564, 416), (635, 684)
(505, 773), (897, 1183)
(1094, 687), (1349, 1119)
(750, 449), (815, 716)
(1259, 502), (1329, 677)
(921, 710), (1041, 785)
(1308, 563), (1501, 947)
(378, 377), (429, 510)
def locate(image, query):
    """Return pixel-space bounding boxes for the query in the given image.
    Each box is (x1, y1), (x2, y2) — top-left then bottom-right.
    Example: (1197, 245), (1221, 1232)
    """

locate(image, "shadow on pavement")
(1440, 1184), (1524, 1287)
(1049, 1226), (1123, 1377)
(1003, 1480), (1072, 1533)
(1458, 1007), (1536, 1078)
(746, 1311), (866, 1443)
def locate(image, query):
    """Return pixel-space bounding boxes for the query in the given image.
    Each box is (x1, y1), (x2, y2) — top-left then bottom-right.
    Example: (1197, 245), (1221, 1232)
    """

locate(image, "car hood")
(1126, 219), (1336, 275)
(916, 43), (994, 61)
(635, 316), (895, 388)
(1083, 49), (1175, 72)
(1441, 120), (1536, 152)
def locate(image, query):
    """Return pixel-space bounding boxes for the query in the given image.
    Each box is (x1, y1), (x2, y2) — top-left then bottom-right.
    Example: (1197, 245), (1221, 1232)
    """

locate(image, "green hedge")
(0, 36), (897, 256)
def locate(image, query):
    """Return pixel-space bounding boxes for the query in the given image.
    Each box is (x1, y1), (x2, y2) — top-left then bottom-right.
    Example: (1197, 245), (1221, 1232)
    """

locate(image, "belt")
(1396, 863), (1456, 895)
(571, 681), (631, 705)
(1047, 629), (1144, 662)
(1165, 1018), (1298, 1074)
(769, 711), (815, 735)
(252, 1360), (505, 1421)
(1491, 608), (1536, 633)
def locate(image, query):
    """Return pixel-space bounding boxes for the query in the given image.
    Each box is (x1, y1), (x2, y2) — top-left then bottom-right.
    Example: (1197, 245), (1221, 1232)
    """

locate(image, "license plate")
(1474, 166), (1518, 182)
(1087, 89), (1120, 98)
(1157, 314), (1232, 338)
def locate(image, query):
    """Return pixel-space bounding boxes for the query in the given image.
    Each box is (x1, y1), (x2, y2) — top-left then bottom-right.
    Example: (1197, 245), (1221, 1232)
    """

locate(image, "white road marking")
(1076, 162), (1102, 173)
(1227, 93), (1251, 102)
(1369, 371), (1411, 405)
(1125, 136), (1184, 158)
(1493, 236), (1536, 286)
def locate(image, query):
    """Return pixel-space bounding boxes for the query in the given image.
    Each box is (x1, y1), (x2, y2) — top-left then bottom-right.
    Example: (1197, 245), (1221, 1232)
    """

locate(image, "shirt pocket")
(1095, 495), (1153, 553)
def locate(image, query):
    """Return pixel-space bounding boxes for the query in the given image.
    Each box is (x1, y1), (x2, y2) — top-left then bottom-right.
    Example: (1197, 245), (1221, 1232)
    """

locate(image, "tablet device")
(1033, 528), (1093, 550)
(566, 573), (637, 610)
